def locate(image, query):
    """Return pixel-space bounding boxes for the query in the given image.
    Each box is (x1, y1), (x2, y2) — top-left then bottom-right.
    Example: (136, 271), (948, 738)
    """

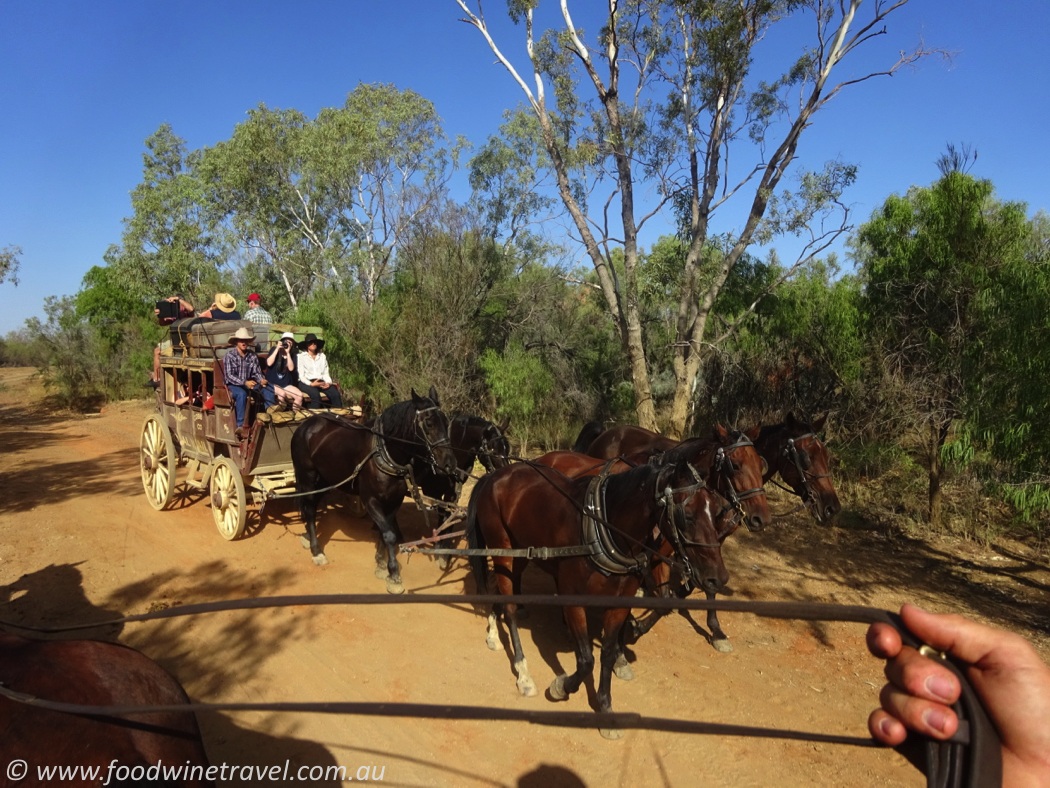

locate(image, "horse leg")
(630, 562), (672, 639)
(549, 606), (592, 703)
(706, 588), (733, 653)
(370, 509), (405, 595)
(597, 609), (632, 739)
(298, 491), (329, 566)
(493, 560), (536, 697)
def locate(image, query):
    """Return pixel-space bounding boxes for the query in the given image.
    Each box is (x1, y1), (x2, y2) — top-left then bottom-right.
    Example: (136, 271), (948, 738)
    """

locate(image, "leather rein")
(0, 594), (1001, 788)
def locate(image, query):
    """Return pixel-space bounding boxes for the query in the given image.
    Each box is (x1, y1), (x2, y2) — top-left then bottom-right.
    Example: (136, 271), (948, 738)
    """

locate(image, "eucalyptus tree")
(855, 172), (1038, 526)
(107, 124), (223, 301)
(200, 105), (329, 308)
(457, 0), (938, 435)
(308, 83), (469, 305)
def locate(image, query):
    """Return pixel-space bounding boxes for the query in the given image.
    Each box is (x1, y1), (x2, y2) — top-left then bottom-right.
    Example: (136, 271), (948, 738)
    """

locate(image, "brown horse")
(464, 457), (728, 738)
(291, 387), (458, 593)
(752, 413), (841, 524)
(580, 424), (772, 531)
(0, 634), (212, 786)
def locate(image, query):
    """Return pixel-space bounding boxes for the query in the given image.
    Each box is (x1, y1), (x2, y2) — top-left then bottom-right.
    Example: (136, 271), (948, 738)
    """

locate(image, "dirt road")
(2, 367), (1047, 786)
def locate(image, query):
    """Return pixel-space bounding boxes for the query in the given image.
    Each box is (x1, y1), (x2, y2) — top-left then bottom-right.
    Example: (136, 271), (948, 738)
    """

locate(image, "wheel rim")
(140, 417), (174, 510)
(211, 460), (245, 540)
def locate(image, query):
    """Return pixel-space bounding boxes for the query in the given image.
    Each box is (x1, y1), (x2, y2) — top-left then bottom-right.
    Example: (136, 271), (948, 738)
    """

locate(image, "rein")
(0, 594), (1001, 788)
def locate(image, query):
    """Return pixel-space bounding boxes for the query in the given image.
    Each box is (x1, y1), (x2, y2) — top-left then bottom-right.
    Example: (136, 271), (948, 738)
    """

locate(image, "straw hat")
(227, 327), (256, 344)
(214, 293), (237, 312)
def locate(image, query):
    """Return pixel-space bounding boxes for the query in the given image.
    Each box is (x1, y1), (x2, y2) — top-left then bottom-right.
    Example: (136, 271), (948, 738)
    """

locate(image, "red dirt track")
(2, 367), (1047, 786)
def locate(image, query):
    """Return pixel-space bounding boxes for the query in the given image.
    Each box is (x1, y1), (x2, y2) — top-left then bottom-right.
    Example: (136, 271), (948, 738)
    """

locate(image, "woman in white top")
(296, 333), (343, 409)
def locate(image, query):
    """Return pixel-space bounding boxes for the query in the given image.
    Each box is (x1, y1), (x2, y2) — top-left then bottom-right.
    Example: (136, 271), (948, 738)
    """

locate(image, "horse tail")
(464, 476), (489, 594)
(572, 420), (605, 454)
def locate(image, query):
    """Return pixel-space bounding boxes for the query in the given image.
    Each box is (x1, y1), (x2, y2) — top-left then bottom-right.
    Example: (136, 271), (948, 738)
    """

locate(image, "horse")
(464, 457), (729, 739)
(414, 414), (513, 570)
(580, 424), (772, 532)
(752, 413), (841, 524)
(290, 386), (458, 594)
(0, 633), (212, 786)
(536, 447), (747, 651)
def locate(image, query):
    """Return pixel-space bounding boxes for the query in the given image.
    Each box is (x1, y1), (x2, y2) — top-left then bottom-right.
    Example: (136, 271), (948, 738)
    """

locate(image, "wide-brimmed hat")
(228, 327), (256, 344)
(298, 332), (325, 351)
(215, 293), (237, 312)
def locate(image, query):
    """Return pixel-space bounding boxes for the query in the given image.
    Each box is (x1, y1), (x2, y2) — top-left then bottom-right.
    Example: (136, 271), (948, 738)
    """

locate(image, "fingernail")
(925, 675), (954, 702)
(923, 708), (948, 733)
(878, 717), (896, 738)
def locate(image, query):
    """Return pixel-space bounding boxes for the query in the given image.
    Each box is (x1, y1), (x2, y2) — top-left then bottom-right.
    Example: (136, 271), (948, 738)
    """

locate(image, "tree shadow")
(0, 447), (142, 514)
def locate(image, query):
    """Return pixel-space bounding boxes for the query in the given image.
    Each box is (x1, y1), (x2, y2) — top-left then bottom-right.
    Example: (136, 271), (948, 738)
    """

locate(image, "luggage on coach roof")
(169, 318), (261, 359)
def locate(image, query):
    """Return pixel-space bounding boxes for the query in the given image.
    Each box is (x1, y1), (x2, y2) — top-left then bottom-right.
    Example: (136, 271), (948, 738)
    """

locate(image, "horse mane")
(457, 414), (492, 430)
(600, 463), (661, 512)
(380, 398), (430, 441)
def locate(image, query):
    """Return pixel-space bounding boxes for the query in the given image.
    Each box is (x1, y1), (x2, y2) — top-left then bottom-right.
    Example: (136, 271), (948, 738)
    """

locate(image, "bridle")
(781, 432), (831, 508)
(477, 423), (509, 472)
(414, 404), (452, 472)
(657, 462), (737, 588)
(713, 435), (766, 526)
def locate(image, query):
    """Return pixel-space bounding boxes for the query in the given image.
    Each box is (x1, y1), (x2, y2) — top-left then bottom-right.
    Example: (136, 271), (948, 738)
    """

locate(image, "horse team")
(289, 388), (840, 737)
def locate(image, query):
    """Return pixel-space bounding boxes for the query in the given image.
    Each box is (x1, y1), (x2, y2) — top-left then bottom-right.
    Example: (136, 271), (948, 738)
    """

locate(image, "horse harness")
(372, 405), (450, 479)
(699, 435), (766, 526)
(779, 432), (831, 508)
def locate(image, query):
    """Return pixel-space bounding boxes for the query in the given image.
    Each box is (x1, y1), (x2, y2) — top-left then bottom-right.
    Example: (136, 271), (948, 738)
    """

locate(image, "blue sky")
(1, 0), (1047, 335)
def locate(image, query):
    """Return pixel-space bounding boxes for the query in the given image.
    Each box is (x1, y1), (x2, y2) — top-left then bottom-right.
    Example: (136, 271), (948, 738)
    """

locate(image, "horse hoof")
(486, 637), (499, 651)
(300, 536), (311, 550)
(436, 555), (449, 572)
(311, 553), (329, 567)
(599, 728), (625, 740)
(613, 661), (635, 682)
(374, 565), (390, 579)
(516, 606), (530, 620)
(712, 638), (733, 653)
(386, 577), (405, 595)
(548, 675), (569, 701)
(517, 677), (537, 697)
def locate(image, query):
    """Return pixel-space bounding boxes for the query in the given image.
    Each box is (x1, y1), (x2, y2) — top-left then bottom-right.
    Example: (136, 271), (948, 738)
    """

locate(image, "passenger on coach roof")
(243, 293), (273, 325)
(198, 292), (241, 321)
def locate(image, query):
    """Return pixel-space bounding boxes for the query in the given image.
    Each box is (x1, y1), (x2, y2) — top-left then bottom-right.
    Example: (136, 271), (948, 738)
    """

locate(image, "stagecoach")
(138, 321), (364, 540)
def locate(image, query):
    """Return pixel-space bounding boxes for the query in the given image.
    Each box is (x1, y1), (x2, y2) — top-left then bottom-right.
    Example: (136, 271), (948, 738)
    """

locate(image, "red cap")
(247, 293), (261, 302)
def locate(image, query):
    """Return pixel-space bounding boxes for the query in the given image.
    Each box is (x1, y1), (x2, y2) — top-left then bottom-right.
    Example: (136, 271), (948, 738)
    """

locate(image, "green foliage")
(0, 245), (22, 286)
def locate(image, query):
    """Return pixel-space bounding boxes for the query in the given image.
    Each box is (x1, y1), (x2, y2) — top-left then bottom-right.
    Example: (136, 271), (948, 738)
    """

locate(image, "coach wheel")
(140, 415), (177, 511)
(210, 457), (247, 540)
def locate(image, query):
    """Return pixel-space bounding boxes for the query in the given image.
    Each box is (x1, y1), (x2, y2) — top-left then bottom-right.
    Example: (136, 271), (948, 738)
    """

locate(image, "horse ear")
(499, 417), (510, 433)
(428, 385), (440, 406)
(785, 412), (798, 426)
(813, 413), (827, 432)
(410, 388), (423, 406)
(714, 424), (729, 440)
(745, 426), (761, 442)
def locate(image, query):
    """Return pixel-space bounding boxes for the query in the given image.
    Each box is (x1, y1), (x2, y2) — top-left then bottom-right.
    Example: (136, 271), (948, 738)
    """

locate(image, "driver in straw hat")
(223, 326), (276, 439)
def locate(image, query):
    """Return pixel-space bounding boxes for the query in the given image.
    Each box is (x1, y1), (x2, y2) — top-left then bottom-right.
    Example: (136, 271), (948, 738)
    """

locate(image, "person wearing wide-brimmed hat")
(296, 333), (343, 409)
(199, 292), (241, 321)
(264, 331), (305, 411)
(223, 326), (275, 438)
